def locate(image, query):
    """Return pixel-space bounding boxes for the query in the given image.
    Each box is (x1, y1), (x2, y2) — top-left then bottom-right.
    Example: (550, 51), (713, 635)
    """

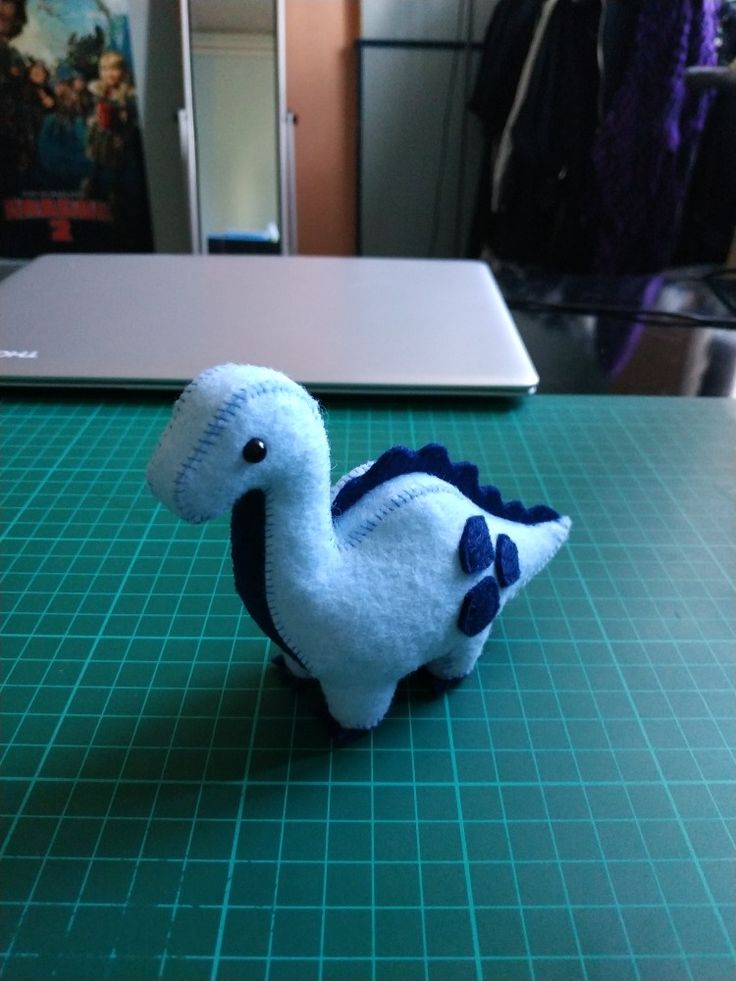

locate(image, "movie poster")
(0, 0), (153, 258)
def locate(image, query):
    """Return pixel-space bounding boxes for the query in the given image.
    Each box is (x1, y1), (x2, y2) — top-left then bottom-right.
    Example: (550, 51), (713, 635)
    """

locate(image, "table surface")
(1, 392), (735, 981)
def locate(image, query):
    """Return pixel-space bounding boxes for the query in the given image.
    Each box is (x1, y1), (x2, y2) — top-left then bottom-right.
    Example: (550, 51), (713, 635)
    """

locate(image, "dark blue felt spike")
(495, 533), (521, 587)
(331, 445), (409, 517)
(418, 444), (451, 471)
(330, 442), (560, 525)
(457, 575), (500, 637)
(382, 446), (411, 478)
(527, 504), (562, 524)
(479, 486), (503, 512)
(459, 516), (495, 574)
(503, 501), (525, 523)
(453, 461), (480, 497)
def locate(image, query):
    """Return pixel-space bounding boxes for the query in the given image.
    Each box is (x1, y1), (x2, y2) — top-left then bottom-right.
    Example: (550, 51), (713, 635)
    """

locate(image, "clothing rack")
(469, 0), (732, 273)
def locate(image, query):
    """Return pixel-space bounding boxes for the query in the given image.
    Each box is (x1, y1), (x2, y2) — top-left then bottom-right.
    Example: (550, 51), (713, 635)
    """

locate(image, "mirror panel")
(185, 0), (282, 253)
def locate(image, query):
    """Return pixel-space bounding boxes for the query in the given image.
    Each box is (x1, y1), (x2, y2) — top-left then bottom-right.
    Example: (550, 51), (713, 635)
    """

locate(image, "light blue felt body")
(147, 364), (571, 731)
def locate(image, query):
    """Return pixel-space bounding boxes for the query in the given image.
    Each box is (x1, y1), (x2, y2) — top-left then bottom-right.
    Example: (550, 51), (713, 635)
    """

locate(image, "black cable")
(700, 266), (736, 315)
(505, 297), (736, 329)
(701, 266), (736, 278)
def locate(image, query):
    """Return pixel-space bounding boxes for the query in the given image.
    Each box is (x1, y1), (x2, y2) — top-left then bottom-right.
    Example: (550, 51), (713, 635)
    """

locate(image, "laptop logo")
(0, 350), (38, 358)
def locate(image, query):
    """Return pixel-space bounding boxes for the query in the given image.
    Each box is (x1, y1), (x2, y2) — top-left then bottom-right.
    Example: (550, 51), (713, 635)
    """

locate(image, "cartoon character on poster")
(0, 0), (153, 257)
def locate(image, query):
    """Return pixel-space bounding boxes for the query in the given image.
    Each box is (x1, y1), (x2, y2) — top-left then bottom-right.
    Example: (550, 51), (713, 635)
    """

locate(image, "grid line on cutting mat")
(1, 393), (735, 981)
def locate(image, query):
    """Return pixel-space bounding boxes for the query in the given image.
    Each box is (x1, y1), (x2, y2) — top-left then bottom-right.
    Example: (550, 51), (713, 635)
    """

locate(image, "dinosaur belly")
(230, 490), (306, 669)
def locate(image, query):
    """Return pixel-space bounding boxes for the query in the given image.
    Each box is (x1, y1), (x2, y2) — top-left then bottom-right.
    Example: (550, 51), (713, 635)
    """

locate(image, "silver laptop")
(0, 254), (538, 396)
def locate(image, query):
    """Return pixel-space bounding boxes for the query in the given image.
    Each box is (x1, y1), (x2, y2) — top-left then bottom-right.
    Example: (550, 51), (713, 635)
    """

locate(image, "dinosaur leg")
(320, 678), (397, 735)
(425, 632), (488, 690)
(272, 652), (315, 690)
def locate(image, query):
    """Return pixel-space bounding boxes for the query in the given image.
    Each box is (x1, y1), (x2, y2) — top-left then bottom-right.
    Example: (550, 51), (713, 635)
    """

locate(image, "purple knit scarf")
(591, 0), (720, 273)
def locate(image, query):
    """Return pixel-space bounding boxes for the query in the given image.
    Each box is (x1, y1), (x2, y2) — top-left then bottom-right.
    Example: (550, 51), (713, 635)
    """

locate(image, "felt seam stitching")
(145, 371), (208, 497)
(170, 380), (319, 524)
(336, 483), (467, 550)
(504, 522), (570, 602)
(173, 387), (250, 523)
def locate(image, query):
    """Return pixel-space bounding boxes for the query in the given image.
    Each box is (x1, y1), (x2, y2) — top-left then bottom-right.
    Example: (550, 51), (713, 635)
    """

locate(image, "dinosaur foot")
(271, 654), (317, 691)
(320, 708), (371, 747)
(418, 667), (466, 698)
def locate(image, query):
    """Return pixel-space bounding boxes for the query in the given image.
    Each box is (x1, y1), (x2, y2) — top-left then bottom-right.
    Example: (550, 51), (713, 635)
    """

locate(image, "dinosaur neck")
(230, 457), (336, 659)
(266, 464), (337, 578)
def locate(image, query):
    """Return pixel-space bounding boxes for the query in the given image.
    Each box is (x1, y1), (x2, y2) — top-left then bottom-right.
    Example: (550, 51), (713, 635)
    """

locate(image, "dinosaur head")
(146, 363), (326, 523)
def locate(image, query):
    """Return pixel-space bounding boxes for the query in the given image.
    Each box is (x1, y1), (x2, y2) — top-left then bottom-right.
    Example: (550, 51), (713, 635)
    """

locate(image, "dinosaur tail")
(501, 514), (571, 604)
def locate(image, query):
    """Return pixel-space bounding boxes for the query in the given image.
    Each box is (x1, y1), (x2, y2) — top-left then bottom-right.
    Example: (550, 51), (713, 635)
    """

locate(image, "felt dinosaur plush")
(146, 364), (571, 738)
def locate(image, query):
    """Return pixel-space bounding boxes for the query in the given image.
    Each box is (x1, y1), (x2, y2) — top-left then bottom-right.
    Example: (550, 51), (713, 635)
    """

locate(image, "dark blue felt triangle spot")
(331, 443), (559, 526)
(459, 515), (495, 574)
(458, 575), (500, 637)
(496, 533), (521, 587)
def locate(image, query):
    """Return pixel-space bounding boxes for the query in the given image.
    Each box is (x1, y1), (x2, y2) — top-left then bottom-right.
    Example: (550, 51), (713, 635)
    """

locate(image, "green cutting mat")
(1, 392), (734, 981)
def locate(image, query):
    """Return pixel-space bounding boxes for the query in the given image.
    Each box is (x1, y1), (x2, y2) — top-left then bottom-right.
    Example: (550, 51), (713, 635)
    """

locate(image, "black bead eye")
(242, 438), (267, 463)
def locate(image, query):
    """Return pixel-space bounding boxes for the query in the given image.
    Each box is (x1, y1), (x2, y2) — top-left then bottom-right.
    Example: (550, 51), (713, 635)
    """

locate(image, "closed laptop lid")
(0, 253), (539, 395)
